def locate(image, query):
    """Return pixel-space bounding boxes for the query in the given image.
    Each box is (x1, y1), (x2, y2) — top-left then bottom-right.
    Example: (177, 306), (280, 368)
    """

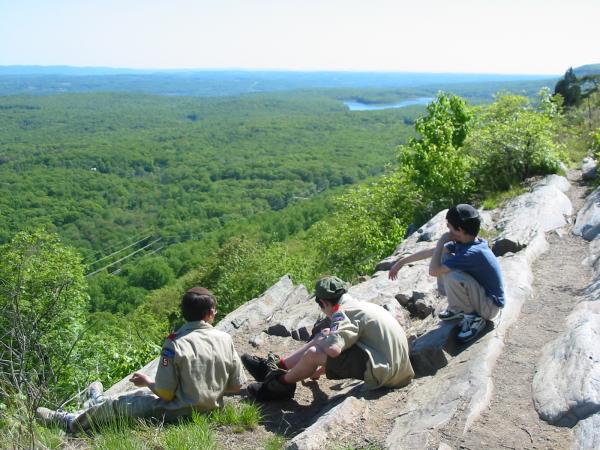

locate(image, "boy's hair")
(181, 287), (216, 321)
(446, 204), (481, 236)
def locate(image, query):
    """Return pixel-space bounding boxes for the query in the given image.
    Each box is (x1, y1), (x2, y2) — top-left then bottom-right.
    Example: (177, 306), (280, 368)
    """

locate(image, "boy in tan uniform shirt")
(243, 276), (414, 400)
(37, 287), (246, 431)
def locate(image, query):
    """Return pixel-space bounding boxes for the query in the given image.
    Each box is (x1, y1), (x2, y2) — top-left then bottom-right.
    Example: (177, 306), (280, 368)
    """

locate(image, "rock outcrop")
(533, 182), (600, 449)
(573, 185), (600, 241)
(582, 156), (598, 180)
(105, 173), (599, 449)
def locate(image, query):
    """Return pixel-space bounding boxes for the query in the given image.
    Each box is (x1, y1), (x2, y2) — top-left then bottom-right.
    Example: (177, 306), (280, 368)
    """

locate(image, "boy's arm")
(429, 232), (453, 277)
(388, 247), (436, 280)
(130, 372), (175, 401)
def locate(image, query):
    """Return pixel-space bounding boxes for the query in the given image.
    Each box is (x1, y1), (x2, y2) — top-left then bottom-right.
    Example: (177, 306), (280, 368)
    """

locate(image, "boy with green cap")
(243, 276), (414, 401)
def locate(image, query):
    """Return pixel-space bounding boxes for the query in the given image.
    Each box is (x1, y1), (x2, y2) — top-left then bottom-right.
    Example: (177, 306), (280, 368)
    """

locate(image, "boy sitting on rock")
(242, 276), (414, 401)
(389, 204), (505, 343)
(37, 287), (246, 432)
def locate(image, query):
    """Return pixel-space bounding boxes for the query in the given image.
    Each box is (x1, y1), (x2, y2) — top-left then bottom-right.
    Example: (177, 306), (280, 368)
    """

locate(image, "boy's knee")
(302, 346), (326, 365)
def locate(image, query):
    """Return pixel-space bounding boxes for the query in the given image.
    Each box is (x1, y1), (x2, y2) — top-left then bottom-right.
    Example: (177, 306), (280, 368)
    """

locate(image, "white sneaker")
(36, 407), (75, 431)
(457, 314), (486, 343)
(83, 381), (104, 408)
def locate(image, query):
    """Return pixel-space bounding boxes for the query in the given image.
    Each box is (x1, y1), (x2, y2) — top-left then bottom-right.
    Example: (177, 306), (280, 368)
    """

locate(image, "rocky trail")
(438, 170), (593, 449)
(106, 167), (600, 450)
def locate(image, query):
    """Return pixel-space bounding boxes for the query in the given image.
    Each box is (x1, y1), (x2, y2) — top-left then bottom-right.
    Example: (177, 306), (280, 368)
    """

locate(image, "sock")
(279, 358), (288, 370)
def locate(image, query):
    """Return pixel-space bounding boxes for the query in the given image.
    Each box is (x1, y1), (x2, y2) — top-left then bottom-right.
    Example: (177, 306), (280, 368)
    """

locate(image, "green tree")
(466, 91), (563, 191)
(311, 170), (413, 278)
(397, 92), (474, 223)
(554, 67), (581, 107)
(127, 256), (175, 291)
(0, 230), (88, 445)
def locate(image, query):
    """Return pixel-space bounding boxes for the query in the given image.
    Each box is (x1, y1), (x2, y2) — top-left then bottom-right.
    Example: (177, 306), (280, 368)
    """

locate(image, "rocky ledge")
(106, 174), (600, 449)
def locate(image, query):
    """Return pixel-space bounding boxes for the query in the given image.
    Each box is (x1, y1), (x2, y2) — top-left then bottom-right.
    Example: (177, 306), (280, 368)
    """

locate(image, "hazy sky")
(1, 0), (598, 74)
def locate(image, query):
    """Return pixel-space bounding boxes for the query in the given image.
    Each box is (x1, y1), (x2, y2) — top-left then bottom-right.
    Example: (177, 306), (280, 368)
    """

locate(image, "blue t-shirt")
(443, 238), (505, 307)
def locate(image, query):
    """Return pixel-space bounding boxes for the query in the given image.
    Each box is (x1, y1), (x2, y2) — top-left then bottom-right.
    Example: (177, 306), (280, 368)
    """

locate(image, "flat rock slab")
(533, 300), (600, 426)
(285, 396), (368, 450)
(573, 185), (600, 241)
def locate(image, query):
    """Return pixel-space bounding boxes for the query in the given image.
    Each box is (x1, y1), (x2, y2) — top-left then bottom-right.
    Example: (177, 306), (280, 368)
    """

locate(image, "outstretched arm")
(388, 247), (435, 280)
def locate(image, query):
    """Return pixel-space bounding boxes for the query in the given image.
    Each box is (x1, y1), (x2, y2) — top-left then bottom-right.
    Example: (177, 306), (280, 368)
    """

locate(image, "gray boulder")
(582, 156), (598, 180)
(574, 412), (600, 450)
(492, 176), (572, 256)
(532, 301), (600, 426)
(267, 299), (322, 341)
(217, 276), (309, 336)
(583, 235), (600, 275)
(573, 186), (600, 241)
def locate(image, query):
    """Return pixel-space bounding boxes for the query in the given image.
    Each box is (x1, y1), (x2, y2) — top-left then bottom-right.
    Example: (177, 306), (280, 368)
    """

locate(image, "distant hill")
(573, 64), (600, 77)
(0, 66), (556, 97)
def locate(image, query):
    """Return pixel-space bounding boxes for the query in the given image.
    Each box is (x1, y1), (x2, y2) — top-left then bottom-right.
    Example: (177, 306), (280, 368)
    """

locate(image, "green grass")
(161, 413), (216, 450)
(263, 434), (286, 450)
(92, 429), (147, 450)
(209, 402), (261, 432)
(480, 184), (527, 210)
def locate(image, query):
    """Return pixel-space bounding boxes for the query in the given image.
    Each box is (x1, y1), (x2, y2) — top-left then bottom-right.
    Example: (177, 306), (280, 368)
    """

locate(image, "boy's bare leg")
(282, 345), (327, 383)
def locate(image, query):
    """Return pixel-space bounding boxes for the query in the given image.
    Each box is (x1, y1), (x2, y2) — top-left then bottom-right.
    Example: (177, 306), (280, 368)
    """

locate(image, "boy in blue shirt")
(389, 204), (505, 343)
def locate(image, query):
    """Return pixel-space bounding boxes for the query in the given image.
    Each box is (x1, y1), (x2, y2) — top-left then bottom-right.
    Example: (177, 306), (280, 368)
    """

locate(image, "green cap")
(315, 276), (348, 300)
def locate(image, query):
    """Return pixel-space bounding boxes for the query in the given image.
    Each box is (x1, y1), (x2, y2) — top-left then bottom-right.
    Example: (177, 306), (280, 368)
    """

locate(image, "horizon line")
(0, 63), (562, 77)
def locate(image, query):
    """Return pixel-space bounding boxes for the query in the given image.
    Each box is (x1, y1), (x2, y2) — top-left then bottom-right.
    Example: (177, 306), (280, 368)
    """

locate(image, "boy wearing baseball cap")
(389, 204), (505, 343)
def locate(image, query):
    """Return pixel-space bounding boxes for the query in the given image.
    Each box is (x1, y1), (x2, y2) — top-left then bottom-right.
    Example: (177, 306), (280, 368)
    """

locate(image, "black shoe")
(242, 351), (281, 382)
(247, 370), (296, 401)
(438, 309), (464, 321)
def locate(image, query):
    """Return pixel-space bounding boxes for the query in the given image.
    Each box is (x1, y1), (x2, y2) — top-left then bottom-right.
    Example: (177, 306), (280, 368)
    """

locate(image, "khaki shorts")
(325, 345), (368, 380)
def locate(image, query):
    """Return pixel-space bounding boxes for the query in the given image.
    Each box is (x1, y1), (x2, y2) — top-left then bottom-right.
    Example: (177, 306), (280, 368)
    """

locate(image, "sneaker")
(438, 309), (464, 321)
(456, 314), (486, 343)
(83, 381), (104, 408)
(242, 351), (281, 382)
(247, 369), (296, 401)
(36, 407), (75, 431)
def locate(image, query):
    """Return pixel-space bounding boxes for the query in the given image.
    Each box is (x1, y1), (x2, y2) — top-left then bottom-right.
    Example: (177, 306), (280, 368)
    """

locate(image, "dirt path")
(438, 170), (593, 450)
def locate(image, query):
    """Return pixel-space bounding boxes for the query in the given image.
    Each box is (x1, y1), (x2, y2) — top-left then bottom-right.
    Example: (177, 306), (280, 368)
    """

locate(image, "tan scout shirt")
(154, 320), (246, 414)
(323, 294), (414, 389)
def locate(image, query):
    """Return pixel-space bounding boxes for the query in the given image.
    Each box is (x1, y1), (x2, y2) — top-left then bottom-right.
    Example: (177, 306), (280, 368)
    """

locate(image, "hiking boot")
(242, 351), (281, 382)
(36, 407), (75, 431)
(456, 314), (486, 343)
(438, 309), (464, 321)
(83, 381), (104, 408)
(247, 369), (296, 401)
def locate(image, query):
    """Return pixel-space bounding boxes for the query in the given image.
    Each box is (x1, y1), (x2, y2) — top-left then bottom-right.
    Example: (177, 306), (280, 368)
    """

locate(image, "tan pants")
(72, 389), (189, 431)
(442, 270), (501, 321)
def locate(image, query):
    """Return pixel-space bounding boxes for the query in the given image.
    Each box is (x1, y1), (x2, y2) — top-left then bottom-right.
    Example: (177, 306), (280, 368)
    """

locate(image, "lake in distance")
(343, 97), (434, 111)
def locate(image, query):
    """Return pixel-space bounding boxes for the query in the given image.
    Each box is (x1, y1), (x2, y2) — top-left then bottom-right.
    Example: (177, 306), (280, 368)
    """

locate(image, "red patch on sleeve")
(167, 333), (177, 341)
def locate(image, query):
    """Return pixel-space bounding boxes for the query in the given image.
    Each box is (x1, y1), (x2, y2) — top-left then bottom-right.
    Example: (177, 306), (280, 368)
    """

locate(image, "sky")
(1, 0), (598, 75)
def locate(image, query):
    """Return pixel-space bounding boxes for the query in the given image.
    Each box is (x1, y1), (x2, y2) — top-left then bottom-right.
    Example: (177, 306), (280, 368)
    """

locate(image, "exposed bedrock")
(573, 185), (600, 241)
